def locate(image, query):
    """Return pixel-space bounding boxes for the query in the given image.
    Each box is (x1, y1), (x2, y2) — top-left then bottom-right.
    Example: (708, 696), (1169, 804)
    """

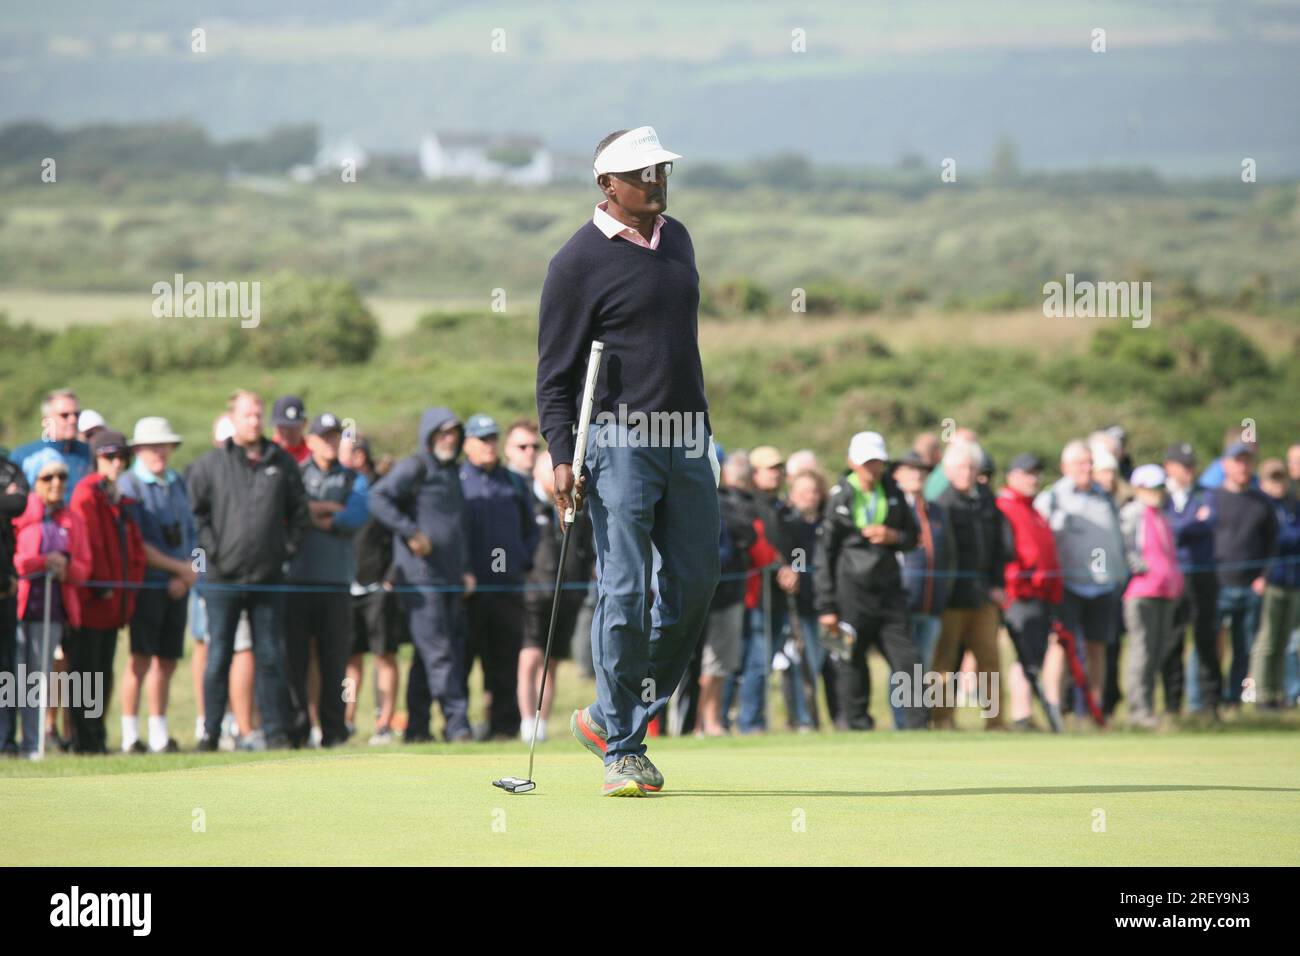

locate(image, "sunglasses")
(611, 162), (673, 185)
(100, 451), (130, 462)
(37, 473), (69, 484)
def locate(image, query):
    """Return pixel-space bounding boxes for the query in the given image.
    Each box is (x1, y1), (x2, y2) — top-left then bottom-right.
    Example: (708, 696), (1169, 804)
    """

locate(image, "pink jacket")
(13, 492), (93, 628)
(1122, 502), (1184, 601)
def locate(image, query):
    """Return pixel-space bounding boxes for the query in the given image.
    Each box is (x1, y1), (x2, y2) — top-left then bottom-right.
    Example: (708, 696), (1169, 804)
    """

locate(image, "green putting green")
(3, 731), (1297, 865)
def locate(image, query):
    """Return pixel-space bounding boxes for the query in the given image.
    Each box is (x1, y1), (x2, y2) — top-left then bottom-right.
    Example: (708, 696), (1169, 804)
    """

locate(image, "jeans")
(736, 603), (776, 732)
(1216, 585), (1262, 705)
(1285, 626), (1300, 704)
(584, 425), (720, 762)
(203, 585), (291, 743)
(783, 611), (825, 729)
(15, 619), (63, 755)
(891, 613), (941, 729)
(0, 596), (16, 751)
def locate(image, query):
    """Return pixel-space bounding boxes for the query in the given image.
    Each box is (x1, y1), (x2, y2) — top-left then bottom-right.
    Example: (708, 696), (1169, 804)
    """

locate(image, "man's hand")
(4, 482), (19, 495)
(862, 524), (899, 545)
(178, 563), (199, 587)
(407, 532), (433, 557)
(45, 551), (68, 581)
(1251, 576), (1266, 596)
(776, 565), (799, 594)
(553, 463), (587, 523)
(989, 586), (1006, 607)
(167, 576), (189, 600)
(309, 500), (344, 517)
(462, 572), (476, 599)
(1195, 505), (1211, 522)
(818, 613), (839, 631)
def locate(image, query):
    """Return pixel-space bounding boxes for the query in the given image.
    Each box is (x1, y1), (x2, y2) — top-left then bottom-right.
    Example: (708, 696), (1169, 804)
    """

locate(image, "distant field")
(0, 289), (487, 335)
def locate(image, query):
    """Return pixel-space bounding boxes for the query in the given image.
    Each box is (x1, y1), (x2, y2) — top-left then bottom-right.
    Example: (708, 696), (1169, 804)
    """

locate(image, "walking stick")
(36, 573), (53, 760)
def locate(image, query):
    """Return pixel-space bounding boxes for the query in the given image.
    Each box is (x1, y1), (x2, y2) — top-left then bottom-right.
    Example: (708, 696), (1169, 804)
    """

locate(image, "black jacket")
(525, 491), (594, 611)
(1, 453), (29, 594)
(187, 437), (309, 583)
(935, 483), (1009, 609)
(714, 486), (758, 608)
(814, 471), (917, 617)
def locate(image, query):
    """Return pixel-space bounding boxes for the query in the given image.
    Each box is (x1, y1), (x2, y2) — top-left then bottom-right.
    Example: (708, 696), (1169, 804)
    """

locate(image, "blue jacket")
(901, 495), (955, 616)
(118, 461), (197, 584)
(1266, 494), (1300, 589)
(1163, 483), (1216, 573)
(458, 461), (538, 584)
(288, 458), (369, 584)
(367, 407), (469, 586)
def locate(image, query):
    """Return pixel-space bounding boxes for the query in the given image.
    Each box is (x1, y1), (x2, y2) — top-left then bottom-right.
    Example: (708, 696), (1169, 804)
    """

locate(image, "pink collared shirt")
(593, 201), (665, 250)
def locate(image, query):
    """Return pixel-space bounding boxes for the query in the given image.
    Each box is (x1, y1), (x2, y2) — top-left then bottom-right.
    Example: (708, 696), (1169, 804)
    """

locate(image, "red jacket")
(744, 518), (778, 610)
(13, 493), (93, 628)
(69, 473), (147, 630)
(996, 486), (1063, 605)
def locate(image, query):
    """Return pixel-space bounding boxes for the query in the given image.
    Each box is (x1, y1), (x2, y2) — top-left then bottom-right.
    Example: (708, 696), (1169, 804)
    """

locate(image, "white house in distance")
(419, 132), (553, 186)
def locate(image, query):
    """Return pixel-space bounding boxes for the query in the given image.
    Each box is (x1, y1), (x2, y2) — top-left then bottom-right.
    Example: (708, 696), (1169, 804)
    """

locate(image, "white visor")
(593, 126), (682, 180)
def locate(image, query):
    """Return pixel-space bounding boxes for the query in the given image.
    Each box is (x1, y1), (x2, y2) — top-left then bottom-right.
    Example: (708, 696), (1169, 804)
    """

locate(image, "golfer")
(537, 126), (721, 796)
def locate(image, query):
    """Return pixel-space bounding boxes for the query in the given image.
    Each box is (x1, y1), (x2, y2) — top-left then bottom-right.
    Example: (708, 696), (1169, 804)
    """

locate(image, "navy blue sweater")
(536, 217), (710, 466)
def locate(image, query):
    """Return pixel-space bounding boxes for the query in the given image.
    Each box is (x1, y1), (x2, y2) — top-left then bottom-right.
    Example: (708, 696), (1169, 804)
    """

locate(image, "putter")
(494, 339), (604, 794)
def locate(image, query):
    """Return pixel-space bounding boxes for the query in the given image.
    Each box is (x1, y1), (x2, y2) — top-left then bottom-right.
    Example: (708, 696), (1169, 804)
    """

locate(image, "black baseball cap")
(891, 450), (931, 472)
(1008, 453), (1044, 474)
(1163, 443), (1197, 468)
(272, 395), (306, 428)
(309, 412), (343, 437)
(91, 429), (130, 457)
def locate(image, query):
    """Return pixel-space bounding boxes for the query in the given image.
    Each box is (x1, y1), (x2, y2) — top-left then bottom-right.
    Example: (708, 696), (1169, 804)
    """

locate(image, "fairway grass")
(3, 732), (1297, 866)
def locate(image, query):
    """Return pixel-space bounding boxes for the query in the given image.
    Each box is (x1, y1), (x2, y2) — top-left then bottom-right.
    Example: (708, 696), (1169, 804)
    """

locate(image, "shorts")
(701, 602), (745, 678)
(523, 590), (582, 660)
(1061, 589), (1120, 646)
(1004, 599), (1053, 672)
(130, 587), (188, 659)
(351, 589), (404, 656)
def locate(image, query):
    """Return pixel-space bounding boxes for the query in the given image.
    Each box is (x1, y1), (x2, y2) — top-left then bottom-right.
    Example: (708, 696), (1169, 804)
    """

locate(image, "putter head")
(492, 777), (536, 793)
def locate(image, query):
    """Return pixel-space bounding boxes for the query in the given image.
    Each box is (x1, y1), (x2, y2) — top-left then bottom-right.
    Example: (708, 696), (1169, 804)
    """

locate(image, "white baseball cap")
(848, 431), (888, 466)
(213, 415), (236, 444)
(593, 126), (682, 180)
(1130, 463), (1167, 490)
(78, 409), (106, 434)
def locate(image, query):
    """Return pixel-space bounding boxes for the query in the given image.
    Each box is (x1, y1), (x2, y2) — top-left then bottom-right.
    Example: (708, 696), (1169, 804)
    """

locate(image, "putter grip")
(565, 340), (604, 524)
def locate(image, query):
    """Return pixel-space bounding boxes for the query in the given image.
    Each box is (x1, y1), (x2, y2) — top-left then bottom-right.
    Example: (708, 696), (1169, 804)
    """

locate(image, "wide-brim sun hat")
(129, 416), (184, 447)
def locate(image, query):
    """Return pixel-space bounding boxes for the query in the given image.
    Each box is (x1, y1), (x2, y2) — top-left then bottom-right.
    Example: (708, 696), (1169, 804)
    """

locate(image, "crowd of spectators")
(1, 389), (1297, 757)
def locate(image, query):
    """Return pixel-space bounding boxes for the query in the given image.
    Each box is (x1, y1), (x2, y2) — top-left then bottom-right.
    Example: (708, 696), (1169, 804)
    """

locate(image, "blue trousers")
(202, 585), (291, 743)
(584, 427), (720, 762)
(401, 587), (471, 741)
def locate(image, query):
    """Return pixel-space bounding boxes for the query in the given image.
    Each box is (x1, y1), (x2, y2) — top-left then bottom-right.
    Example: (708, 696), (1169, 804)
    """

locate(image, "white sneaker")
(519, 716), (535, 742)
(308, 726), (323, 749)
(368, 729), (395, 746)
